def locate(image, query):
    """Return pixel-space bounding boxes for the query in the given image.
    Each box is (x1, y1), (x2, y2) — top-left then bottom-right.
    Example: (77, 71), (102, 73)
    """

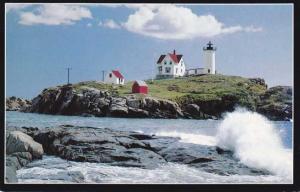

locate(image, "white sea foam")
(17, 156), (291, 184)
(216, 108), (293, 178)
(155, 131), (216, 146)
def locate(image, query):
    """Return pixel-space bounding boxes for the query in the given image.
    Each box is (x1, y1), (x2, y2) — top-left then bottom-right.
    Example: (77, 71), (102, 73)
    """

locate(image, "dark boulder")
(32, 126), (166, 169)
(183, 104), (201, 118)
(6, 131), (44, 159)
(257, 86), (292, 120)
(109, 97), (128, 117)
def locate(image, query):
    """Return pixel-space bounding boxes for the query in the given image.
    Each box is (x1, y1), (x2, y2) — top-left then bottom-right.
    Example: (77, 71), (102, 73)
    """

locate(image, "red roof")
(156, 52), (182, 64)
(156, 55), (166, 64)
(112, 70), (124, 79)
(134, 80), (148, 87)
(168, 53), (182, 63)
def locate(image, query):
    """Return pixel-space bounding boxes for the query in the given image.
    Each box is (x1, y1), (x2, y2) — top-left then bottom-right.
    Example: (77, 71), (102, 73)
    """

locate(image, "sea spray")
(155, 131), (216, 146)
(216, 108), (292, 178)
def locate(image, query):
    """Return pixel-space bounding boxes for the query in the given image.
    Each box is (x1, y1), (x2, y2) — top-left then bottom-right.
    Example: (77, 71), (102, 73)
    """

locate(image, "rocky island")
(5, 75), (292, 183)
(7, 74), (292, 121)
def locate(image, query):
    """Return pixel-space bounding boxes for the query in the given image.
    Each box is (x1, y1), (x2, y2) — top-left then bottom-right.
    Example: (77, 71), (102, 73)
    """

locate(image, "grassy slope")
(68, 74), (267, 106)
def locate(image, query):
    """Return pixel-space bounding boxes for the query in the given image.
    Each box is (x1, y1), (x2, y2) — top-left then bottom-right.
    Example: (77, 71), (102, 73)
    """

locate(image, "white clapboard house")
(156, 50), (186, 79)
(104, 70), (125, 85)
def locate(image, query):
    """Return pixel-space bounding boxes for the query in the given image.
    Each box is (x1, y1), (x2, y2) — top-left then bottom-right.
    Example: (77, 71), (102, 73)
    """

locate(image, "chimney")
(173, 49), (176, 55)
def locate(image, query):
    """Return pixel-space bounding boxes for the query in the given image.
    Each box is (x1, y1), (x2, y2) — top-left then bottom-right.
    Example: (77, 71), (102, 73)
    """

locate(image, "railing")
(203, 47), (217, 51)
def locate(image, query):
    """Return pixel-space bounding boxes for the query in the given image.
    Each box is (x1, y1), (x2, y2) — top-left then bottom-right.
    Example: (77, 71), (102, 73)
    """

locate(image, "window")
(208, 69), (210, 73)
(176, 68), (178, 74)
(169, 61), (172, 65)
(109, 73), (112, 78)
(164, 61), (167, 65)
(165, 67), (171, 73)
(181, 69), (183, 73)
(181, 61), (183, 66)
(158, 66), (162, 72)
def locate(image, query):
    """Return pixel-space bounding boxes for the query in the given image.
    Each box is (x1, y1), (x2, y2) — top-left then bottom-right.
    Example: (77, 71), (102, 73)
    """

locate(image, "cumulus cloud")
(10, 3), (262, 38)
(99, 19), (121, 29)
(19, 4), (92, 25)
(122, 5), (262, 40)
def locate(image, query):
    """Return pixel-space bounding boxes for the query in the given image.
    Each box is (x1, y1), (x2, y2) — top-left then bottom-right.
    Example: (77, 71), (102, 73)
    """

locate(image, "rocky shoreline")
(6, 96), (31, 112)
(6, 82), (292, 121)
(6, 125), (270, 183)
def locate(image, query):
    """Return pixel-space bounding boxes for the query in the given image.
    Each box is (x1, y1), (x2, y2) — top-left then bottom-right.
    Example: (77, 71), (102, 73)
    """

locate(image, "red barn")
(132, 80), (148, 94)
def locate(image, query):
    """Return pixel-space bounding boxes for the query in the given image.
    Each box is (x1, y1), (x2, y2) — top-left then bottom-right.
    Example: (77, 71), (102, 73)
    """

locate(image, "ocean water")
(6, 111), (293, 184)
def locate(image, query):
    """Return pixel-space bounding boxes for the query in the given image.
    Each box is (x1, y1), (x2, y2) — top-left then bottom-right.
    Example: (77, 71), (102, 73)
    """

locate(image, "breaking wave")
(216, 108), (292, 178)
(155, 131), (216, 146)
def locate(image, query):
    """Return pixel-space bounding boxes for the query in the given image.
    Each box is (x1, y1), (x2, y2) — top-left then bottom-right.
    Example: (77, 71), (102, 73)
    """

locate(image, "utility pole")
(66, 67), (72, 85)
(102, 70), (105, 82)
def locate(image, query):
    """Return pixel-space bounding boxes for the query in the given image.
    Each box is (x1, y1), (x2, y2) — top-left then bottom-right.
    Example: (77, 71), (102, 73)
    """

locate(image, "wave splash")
(216, 108), (292, 178)
(155, 131), (216, 146)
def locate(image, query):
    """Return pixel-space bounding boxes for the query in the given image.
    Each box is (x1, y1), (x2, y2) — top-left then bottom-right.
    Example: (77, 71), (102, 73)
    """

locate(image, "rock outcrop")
(257, 86), (292, 121)
(27, 85), (185, 119)
(6, 131), (44, 159)
(6, 125), (270, 181)
(13, 80), (292, 121)
(6, 96), (31, 111)
(5, 131), (44, 183)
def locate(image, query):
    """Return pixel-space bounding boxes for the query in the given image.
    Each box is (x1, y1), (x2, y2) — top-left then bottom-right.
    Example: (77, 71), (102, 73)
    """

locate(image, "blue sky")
(6, 4), (293, 99)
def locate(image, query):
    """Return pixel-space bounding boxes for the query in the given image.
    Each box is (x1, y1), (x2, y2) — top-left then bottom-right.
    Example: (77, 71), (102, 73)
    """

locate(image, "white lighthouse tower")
(203, 41), (216, 74)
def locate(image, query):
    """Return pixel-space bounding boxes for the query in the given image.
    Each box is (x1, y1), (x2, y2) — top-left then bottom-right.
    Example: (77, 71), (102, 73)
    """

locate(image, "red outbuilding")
(132, 80), (148, 94)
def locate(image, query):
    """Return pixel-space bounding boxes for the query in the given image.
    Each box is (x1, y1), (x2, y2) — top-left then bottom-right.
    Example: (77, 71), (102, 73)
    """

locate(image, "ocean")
(6, 110), (293, 184)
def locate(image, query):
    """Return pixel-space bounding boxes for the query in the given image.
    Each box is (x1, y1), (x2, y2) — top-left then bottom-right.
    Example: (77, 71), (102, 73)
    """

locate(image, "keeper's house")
(156, 50), (186, 79)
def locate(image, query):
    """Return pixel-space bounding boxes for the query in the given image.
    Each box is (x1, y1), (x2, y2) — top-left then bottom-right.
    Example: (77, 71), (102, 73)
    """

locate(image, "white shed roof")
(135, 80), (148, 86)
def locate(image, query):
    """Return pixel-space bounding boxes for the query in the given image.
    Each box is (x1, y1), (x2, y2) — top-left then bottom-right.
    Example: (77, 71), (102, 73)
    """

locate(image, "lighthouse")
(203, 41), (216, 74)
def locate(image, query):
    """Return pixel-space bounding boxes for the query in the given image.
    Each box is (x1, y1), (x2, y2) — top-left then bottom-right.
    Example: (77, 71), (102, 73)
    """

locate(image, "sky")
(5, 3), (293, 99)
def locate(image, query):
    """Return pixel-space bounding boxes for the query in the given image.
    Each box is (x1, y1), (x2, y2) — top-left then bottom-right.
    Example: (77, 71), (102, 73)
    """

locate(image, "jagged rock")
(184, 104), (200, 118)
(155, 142), (269, 176)
(126, 97), (141, 108)
(5, 166), (17, 183)
(142, 97), (160, 111)
(6, 96), (31, 111)
(10, 152), (33, 167)
(5, 151), (33, 183)
(24, 81), (291, 121)
(249, 78), (267, 88)
(128, 107), (149, 118)
(257, 86), (292, 120)
(6, 131), (44, 159)
(32, 126), (165, 169)
(109, 97), (128, 116)
(7, 125), (271, 177)
(141, 97), (183, 118)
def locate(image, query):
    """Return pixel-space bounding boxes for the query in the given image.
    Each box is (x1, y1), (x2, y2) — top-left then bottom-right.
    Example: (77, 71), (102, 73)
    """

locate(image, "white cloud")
(10, 3), (262, 38)
(5, 3), (33, 13)
(244, 26), (263, 32)
(87, 23), (92, 27)
(19, 4), (92, 26)
(99, 19), (121, 29)
(122, 5), (262, 40)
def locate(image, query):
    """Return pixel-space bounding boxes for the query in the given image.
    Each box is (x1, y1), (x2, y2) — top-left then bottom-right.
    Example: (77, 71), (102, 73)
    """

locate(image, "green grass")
(66, 74), (267, 105)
